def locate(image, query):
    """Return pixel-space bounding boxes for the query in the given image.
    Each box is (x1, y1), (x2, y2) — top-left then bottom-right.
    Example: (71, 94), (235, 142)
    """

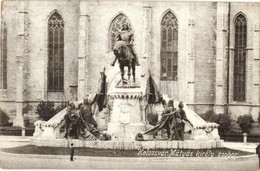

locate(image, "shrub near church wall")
(200, 110), (231, 134)
(237, 114), (254, 134)
(0, 108), (11, 126)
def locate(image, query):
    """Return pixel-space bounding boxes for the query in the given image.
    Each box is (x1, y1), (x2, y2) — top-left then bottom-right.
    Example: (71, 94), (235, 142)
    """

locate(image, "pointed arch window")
(108, 13), (132, 51)
(233, 14), (247, 101)
(48, 12), (64, 91)
(0, 19), (7, 89)
(160, 11), (178, 81)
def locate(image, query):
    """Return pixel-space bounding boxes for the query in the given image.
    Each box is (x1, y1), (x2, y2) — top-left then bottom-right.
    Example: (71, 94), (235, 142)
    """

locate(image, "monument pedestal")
(106, 86), (146, 141)
(107, 123), (146, 141)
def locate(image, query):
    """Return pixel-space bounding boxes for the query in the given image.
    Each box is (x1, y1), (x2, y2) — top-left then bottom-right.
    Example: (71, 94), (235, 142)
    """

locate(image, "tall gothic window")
(160, 11), (178, 81)
(48, 12), (64, 91)
(108, 13), (132, 51)
(0, 20), (7, 89)
(233, 14), (247, 101)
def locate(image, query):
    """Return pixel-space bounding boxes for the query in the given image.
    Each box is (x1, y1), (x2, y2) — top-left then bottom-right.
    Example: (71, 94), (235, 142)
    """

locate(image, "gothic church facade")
(0, 0), (260, 126)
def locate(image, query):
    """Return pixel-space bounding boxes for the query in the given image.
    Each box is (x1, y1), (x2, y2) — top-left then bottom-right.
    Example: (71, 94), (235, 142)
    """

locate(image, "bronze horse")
(113, 40), (136, 84)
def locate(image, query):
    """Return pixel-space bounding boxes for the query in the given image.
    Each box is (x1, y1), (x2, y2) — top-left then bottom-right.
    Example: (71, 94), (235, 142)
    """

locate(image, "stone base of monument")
(106, 123), (146, 141)
(106, 86), (147, 141)
(30, 138), (224, 149)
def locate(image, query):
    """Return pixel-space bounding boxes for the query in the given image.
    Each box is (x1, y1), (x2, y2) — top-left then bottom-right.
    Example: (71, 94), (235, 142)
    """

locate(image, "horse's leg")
(132, 61), (136, 82)
(128, 63), (131, 83)
(111, 56), (117, 66)
(120, 64), (124, 85)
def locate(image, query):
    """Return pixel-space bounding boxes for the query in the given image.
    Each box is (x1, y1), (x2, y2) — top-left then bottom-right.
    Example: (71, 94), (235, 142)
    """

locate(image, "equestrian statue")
(111, 24), (140, 84)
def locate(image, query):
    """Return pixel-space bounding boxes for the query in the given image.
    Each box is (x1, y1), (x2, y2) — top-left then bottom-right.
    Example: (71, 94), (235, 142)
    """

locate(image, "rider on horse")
(111, 23), (140, 66)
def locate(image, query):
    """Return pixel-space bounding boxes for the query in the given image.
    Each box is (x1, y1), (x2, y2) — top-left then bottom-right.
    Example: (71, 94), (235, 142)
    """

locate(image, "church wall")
(26, 0), (80, 102)
(0, 1), (19, 119)
(227, 2), (260, 120)
(194, 2), (217, 103)
(1, 0), (260, 124)
(149, 1), (189, 103)
(193, 2), (217, 114)
(26, 0), (80, 122)
(213, 2), (260, 120)
(139, 2), (217, 115)
(1, 2), (19, 101)
(0, 0), (80, 124)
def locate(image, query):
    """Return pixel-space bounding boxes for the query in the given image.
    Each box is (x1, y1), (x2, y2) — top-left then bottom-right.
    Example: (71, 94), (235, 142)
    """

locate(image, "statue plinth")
(106, 86), (146, 141)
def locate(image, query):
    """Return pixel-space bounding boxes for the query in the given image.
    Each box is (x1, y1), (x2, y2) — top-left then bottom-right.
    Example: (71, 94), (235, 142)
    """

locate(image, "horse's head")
(113, 41), (126, 59)
(113, 48), (121, 57)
